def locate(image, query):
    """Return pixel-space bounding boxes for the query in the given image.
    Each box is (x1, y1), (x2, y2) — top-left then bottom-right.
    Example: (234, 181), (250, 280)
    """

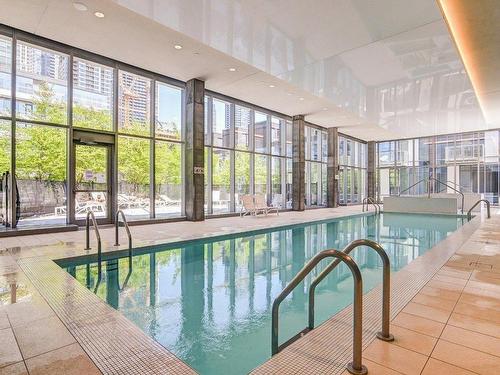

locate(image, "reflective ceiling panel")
(0, 0), (494, 140)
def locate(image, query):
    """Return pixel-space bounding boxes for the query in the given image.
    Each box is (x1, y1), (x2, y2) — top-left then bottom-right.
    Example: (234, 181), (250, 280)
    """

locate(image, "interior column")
(327, 127), (339, 207)
(292, 115), (305, 211)
(184, 79), (205, 221)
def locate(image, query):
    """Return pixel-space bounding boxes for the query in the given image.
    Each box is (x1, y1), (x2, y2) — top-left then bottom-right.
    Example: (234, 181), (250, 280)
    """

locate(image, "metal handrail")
(467, 199), (491, 221)
(308, 239), (394, 342)
(362, 197), (381, 214)
(115, 210), (132, 255)
(398, 178), (426, 196)
(84, 211), (102, 276)
(397, 177), (464, 214)
(271, 249), (367, 375)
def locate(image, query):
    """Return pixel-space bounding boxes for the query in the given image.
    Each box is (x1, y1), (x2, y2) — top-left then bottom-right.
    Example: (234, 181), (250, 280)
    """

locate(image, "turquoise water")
(60, 213), (463, 375)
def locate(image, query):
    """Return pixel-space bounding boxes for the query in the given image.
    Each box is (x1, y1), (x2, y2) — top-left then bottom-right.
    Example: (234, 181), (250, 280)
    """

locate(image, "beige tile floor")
(339, 214), (500, 375)
(1, 206), (499, 374)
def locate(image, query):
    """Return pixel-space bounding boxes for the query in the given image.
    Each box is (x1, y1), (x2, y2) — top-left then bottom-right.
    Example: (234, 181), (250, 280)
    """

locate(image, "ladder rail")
(308, 239), (394, 342)
(271, 249), (367, 375)
(467, 199), (491, 221)
(84, 211), (102, 276)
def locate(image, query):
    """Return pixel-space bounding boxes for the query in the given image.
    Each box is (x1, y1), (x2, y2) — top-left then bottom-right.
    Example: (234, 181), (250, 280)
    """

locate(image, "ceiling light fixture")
(73, 2), (88, 11)
(228, 67), (236, 72)
(269, 84), (275, 88)
(299, 97), (305, 101)
(174, 44), (183, 50)
(323, 108), (328, 111)
(94, 11), (105, 18)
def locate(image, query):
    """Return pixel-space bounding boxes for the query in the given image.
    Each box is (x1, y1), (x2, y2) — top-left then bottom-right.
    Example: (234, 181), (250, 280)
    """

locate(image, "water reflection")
(66, 213), (462, 375)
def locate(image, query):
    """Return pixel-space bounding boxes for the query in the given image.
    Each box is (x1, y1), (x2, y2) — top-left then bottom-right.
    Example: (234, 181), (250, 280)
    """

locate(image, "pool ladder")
(467, 199), (491, 221)
(84, 210), (133, 290)
(271, 239), (394, 375)
(362, 197), (381, 214)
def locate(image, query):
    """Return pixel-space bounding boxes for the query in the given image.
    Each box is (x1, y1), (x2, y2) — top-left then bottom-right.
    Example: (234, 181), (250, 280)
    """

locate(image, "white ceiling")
(0, 0), (495, 141)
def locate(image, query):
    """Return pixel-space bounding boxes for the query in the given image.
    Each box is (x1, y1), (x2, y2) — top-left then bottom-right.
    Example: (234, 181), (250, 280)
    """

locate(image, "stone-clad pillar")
(292, 115), (305, 211)
(367, 141), (377, 200)
(327, 128), (339, 208)
(184, 79), (205, 221)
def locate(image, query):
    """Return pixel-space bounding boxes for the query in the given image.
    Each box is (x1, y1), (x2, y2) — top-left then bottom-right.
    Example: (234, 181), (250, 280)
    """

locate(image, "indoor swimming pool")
(59, 212), (464, 375)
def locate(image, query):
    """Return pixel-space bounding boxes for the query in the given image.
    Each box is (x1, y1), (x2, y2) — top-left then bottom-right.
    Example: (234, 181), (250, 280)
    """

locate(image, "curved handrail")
(115, 210), (132, 255)
(467, 199), (491, 221)
(362, 197), (381, 214)
(84, 211), (102, 277)
(308, 239), (394, 342)
(271, 249), (367, 375)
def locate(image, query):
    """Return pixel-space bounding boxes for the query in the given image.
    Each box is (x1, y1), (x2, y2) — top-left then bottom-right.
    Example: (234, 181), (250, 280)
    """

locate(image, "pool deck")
(0, 206), (498, 374)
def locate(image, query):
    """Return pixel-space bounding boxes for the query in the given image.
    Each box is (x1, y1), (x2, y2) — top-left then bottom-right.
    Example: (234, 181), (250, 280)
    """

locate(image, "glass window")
(0, 35), (12, 116)
(271, 117), (282, 155)
(0, 120), (10, 175)
(204, 147), (210, 213)
(118, 136), (151, 220)
(155, 141), (182, 217)
(212, 98), (231, 148)
(212, 148), (231, 213)
(321, 131), (328, 163)
(271, 157), (282, 207)
(286, 158), (292, 208)
(235, 151), (250, 211)
(254, 112), (268, 153)
(72, 58), (113, 131)
(16, 42), (68, 124)
(235, 105), (250, 150)
(204, 96), (210, 145)
(286, 121), (292, 157)
(118, 70), (151, 136)
(155, 82), (182, 140)
(15, 123), (66, 225)
(310, 128), (320, 161)
(254, 154), (268, 195)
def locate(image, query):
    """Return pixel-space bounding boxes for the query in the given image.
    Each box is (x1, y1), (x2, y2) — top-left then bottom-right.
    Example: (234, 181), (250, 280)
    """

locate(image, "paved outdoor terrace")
(0, 206), (499, 374)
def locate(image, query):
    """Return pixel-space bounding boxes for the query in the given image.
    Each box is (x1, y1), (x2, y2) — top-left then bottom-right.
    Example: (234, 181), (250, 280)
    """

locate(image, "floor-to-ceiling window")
(304, 126), (328, 207)
(338, 136), (367, 205)
(377, 131), (500, 204)
(0, 28), (185, 227)
(204, 95), (291, 215)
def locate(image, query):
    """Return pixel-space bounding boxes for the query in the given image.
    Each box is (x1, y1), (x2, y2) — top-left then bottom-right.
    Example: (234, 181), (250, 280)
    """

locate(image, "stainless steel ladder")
(271, 239), (393, 375)
(467, 199), (491, 221)
(84, 211), (102, 276)
(115, 210), (133, 289)
(362, 197), (381, 214)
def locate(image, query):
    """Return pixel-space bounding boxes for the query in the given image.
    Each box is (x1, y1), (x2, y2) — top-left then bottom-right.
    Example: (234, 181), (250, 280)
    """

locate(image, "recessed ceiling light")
(323, 107), (328, 111)
(174, 44), (183, 50)
(299, 97), (305, 101)
(228, 67), (237, 72)
(73, 2), (88, 11)
(269, 84), (275, 88)
(287, 92), (293, 96)
(94, 11), (104, 18)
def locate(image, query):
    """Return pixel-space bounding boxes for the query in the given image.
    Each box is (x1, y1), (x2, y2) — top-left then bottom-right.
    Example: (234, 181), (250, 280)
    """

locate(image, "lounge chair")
(240, 194), (266, 217)
(255, 194), (279, 216)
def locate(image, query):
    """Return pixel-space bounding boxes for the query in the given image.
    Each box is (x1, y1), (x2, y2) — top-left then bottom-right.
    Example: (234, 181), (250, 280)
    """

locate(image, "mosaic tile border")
(18, 257), (196, 375)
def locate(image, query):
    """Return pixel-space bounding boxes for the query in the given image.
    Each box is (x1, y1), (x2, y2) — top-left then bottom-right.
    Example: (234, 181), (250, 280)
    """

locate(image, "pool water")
(60, 213), (463, 375)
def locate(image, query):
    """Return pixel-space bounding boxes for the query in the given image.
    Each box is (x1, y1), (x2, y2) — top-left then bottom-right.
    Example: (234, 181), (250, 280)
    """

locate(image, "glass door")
(73, 143), (112, 223)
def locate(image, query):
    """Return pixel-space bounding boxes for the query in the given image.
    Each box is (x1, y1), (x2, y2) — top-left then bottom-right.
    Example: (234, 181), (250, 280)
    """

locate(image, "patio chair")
(240, 194), (266, 217)
(255, 194), (279, 216)
(159, 195), (181, 206)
